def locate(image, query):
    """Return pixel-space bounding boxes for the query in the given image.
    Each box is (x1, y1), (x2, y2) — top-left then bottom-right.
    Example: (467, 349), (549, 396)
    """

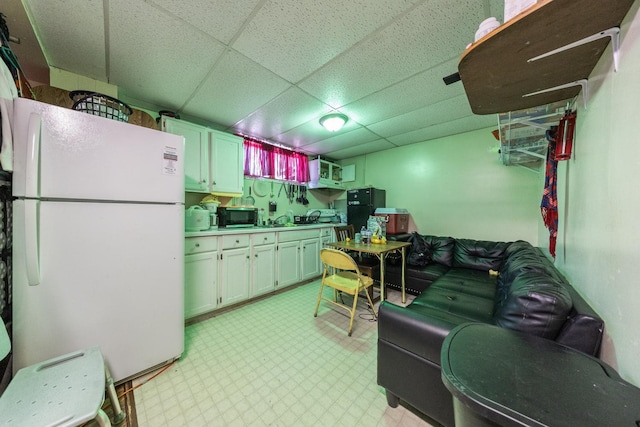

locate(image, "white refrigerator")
(11, 98), (185, 382)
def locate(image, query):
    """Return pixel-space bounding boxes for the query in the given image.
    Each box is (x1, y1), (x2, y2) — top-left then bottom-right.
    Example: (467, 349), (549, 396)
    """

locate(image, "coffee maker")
(202, 202), (219, 229)
(208, 211), (218, 229)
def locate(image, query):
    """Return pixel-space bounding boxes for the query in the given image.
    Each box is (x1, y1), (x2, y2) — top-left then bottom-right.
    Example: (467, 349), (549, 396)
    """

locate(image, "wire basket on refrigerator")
(69, 90), (133, 122)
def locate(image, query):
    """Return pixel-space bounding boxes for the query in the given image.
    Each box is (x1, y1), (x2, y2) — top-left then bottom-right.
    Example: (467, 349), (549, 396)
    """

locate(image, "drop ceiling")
(8, 0), (504, 159)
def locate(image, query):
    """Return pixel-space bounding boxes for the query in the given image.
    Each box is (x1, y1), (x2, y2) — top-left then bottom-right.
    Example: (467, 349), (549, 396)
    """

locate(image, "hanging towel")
(541, 127), (558, 258)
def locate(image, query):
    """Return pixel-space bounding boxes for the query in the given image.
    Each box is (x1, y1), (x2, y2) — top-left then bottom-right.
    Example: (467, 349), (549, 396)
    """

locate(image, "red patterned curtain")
(243, 137), (309, 183)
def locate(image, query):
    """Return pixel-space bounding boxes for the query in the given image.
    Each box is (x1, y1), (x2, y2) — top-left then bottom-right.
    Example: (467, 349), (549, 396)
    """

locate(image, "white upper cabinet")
(162, 117), (209, 192)
(209, 130), (244, 195)
(162, 118), (244, 195)
(308, 158), (344, 190)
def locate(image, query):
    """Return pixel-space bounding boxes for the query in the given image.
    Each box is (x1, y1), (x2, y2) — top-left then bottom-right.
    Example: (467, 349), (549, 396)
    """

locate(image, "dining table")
(325, 239), (411, 303)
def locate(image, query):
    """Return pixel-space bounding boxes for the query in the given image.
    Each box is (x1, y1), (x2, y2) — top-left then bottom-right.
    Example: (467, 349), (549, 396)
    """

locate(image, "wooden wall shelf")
(458, 0), (636, 115)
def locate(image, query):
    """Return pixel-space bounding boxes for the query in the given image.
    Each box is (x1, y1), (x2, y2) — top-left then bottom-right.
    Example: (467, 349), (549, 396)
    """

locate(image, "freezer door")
(12, 98), (184, 203)
(12, 200), (184, 382)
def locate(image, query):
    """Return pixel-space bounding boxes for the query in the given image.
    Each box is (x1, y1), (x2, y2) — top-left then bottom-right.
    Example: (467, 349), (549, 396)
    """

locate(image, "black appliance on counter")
(347, 188), (385, 231)
(217, 206), (258, 228)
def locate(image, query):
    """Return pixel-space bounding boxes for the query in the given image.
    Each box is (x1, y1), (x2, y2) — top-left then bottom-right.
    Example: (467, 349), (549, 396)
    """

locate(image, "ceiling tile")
(232, 0), (418, 83)
(389, 114), (497, 146)
(298, 0), (490, 108)
(368, 95), (473, 137)
(22, 0), (106, 81)
(182, 50), (291, 127)
(231, 87), (332, 139)
(342, 59), (465, 126)
(329, 139), (396, 160)
(301, 128), (383, 154)
(148, 0), (261, 44)
(108, 0), (225, 111)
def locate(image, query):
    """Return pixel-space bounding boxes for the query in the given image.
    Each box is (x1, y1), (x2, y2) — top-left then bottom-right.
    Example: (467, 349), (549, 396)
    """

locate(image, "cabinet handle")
(255, 254), (258, 258)
(213, 181), (217, 185)
(195, 243), (200, 247)
(236, 239), (240, 243)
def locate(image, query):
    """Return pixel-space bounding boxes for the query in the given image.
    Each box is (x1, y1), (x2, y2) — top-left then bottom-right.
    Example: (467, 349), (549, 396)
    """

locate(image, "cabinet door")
(301, 238), (321, 281)
(210, 130), (244, 194)
(277, 240), (300, 288)
(184, 251), (217, 319)
(163, 117), (209, 192)
(252, 244), (276, 297)
(220, 247), (250, 306)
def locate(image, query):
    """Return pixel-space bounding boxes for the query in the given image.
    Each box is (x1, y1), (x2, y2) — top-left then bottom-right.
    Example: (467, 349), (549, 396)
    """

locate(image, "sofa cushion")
(405, 262), (450, 282)
(453, 238), (509, 271)
(431, 268), (497, 299)
(496, 253), (548, 306)
(411, 287), (495, 323)
(421, 235), (455, 267)
(493, 271), (572, 339)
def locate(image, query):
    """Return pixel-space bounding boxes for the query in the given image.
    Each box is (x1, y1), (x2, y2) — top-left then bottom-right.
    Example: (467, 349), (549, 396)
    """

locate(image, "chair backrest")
(334, 224), (355, 241)
(320, 248), (360, 272)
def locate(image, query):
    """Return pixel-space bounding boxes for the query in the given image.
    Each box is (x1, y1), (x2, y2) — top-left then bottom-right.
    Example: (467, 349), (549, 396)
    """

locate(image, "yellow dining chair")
(314, 248), (377, 336)
(333, 224), (380, 300)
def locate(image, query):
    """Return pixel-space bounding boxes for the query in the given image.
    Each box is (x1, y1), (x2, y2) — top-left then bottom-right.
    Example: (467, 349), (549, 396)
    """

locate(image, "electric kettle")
(185, 206), (210, 231)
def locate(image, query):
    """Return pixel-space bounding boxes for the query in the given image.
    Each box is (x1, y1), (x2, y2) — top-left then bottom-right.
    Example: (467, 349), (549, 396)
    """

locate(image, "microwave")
(217, 207), (258, 228)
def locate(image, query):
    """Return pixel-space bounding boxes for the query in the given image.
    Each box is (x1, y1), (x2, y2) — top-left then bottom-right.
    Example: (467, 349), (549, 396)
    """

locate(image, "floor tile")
(133, 281), (438, 426)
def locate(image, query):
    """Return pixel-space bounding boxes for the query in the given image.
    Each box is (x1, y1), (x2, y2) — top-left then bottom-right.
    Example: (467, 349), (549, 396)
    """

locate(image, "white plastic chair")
(0, 318), (125, 426)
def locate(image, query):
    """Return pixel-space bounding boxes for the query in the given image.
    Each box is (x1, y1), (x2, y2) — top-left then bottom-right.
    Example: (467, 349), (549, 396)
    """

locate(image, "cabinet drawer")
(252, 232), (276, 246)
(221, 234), (250, 249)
(320, 227), (333, 238)
(185, 236), (218, 254)
(278, 228), (320, 243)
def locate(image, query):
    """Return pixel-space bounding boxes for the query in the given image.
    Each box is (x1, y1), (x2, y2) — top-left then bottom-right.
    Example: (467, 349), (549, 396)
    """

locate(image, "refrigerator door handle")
(26, 113), (42, 198)
(24, 199), (41, 286)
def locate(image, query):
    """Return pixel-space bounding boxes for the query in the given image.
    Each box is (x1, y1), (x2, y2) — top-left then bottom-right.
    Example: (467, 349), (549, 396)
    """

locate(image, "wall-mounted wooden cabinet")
(458, 0), (635, 114)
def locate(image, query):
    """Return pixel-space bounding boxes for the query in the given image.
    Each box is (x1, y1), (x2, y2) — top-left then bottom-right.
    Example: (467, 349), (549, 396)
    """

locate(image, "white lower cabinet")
(220, 235), (250, 307)
(251, 233), (276, 297)
(277, 228), (324, 289)
(185, 226), (332, 318)
(320, 227), (334, 248)
(184, 237), (218, 320)
(276, 240), (301, 289)
(301, 238), (321, 281)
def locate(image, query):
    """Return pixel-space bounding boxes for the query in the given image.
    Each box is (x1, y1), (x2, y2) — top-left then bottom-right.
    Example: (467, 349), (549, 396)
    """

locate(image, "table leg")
(401, 246), (406, 304)
(380, 252), (386, 302)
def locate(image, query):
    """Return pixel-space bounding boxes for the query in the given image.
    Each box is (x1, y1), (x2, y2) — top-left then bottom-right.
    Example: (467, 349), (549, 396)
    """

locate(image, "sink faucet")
(274, 214), (289, 224)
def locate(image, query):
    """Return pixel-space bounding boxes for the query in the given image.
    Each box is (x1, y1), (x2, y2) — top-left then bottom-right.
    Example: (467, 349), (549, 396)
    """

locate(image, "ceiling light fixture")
(319, 113), (348, 132)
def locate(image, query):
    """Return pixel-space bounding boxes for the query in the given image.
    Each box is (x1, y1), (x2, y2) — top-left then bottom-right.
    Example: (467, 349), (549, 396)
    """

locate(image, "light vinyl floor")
(133, 280), (438, 427)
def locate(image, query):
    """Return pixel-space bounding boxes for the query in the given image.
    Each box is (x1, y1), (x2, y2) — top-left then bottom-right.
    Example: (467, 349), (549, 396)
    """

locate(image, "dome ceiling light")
(319, 113), (348, 132)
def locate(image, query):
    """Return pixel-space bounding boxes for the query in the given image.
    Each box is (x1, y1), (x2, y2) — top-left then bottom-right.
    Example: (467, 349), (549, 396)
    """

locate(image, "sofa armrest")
(378, 301), (464, 364)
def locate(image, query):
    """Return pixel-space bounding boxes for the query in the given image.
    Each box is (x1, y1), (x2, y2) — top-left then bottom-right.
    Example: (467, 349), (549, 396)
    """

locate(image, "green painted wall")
(551, 3), (640, 386)
(340, 127), (542, 243)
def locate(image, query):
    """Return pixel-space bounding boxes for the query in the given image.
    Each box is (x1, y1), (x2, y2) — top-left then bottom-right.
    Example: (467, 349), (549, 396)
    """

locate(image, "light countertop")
(185, 223), (343, 237)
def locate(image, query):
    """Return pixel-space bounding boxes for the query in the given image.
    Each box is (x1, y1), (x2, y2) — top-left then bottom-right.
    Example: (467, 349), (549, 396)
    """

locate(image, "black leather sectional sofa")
(378, 235), (604, 427)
